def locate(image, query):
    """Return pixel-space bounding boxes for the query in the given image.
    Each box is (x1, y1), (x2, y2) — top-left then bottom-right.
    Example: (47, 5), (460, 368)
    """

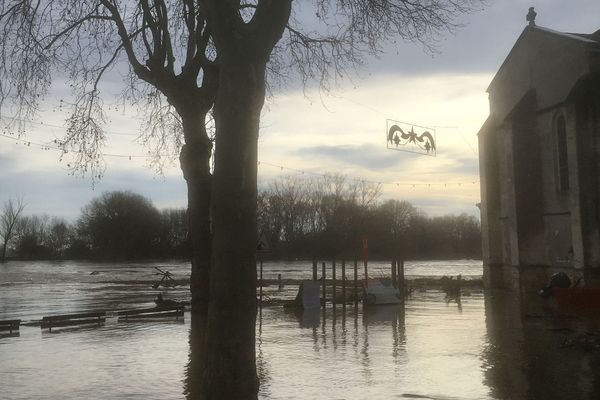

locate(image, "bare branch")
(268, 0), (483, 92)
(136, 88), (184, 173)
(0, 0), (483, 182)
(155, 0), (176, 75)
(43, 14), (113, 50)
(100, 0), (152, 81)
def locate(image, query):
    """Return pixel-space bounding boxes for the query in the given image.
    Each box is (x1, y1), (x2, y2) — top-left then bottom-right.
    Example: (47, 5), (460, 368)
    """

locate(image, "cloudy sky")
(1, 0), (600, 221)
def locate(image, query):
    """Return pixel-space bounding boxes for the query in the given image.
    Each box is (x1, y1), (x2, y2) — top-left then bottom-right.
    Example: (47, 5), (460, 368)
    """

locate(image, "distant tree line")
(2, 180), (481, 261)
(258, 175), (481, 260)
(3, 191), (189, 261)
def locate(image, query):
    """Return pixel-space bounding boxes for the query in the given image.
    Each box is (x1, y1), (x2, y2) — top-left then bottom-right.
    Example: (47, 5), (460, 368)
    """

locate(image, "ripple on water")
(4, 260), (599, 400)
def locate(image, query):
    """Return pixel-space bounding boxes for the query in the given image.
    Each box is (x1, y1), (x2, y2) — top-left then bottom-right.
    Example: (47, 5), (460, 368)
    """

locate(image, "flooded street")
(255, 294), (488, 400)
(2, 260), (600, 399)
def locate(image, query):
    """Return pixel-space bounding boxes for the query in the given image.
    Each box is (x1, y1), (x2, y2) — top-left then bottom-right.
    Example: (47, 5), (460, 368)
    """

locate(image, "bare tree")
(0, 0), (218, 314)
(353, 180), (383, 209)
(203, 1), (483, 397)
(46, 218), (72, 258)
(1, 1), (484, 398)
(0, 197), (26, 262)
(269, 175), (311, 242)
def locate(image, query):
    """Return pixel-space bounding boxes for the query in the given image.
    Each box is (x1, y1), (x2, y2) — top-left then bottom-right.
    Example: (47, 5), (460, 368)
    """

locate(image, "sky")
(1, 0), (600, 222)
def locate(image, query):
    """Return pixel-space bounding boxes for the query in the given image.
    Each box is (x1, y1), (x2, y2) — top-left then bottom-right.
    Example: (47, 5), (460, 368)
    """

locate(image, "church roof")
(568, 28), (600, 42)
(487, 25), (600, 94)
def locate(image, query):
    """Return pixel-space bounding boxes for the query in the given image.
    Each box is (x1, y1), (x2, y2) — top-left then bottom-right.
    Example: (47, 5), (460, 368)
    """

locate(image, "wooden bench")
(117, 305), (184, 322)
(0, 319), (21, 334)
(41, 311), (106, 332)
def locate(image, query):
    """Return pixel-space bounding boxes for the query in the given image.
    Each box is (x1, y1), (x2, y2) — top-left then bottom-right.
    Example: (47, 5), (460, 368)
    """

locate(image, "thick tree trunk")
(180, 116), (213, 315)
(176, 93), (215, 400)
(203, 58), (265, 399)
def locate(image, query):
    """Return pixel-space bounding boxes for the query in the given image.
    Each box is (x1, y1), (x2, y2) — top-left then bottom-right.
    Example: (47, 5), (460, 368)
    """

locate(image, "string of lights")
(0, 132), (149, 159)
(1, 110), (479, 191)
(257, 160), (478, 188)
(0, 113), (138, 136)
(1, 132), (478, 188)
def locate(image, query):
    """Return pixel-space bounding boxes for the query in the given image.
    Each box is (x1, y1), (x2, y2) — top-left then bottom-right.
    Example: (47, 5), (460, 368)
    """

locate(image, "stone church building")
(478, 20), (600, 289)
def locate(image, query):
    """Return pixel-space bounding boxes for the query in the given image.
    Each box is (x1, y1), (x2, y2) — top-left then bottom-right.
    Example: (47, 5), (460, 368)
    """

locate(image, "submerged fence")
(257, 258), (406, 308)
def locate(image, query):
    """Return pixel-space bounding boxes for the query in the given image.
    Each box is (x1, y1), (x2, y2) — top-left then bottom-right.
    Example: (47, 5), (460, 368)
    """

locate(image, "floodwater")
(1, 260), (600, 399)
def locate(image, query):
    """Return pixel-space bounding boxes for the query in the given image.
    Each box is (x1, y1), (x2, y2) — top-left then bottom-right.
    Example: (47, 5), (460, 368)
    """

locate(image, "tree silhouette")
(78, 191), (163, 259)
(203, 2), (483, 397)
(0, 196), (26, 262)
(0, 0), (216, 313)
(1, 1), (484, 398)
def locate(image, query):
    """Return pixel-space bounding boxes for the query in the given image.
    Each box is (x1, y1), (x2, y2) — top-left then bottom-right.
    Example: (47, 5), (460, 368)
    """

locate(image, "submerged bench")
(117, 305), (184, 322)
(0, 319), (21, 334)
(41, 311), (106, 332)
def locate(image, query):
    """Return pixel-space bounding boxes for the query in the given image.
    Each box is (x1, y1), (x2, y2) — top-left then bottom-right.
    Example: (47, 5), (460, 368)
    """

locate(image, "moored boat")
(364, 280), (402, 305)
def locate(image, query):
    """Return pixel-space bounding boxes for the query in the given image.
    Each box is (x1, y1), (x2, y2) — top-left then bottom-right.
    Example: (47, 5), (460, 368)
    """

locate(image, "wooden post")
(353, 258), (358, 307)
(341, 259), (346, 308)
(322, 262), (326, 308)
(278, 273), (283, 291)
(391, 258), (397, 288)
(259, 258), (263, 306)
(398, 259), (405, 300)
(332, 258), (337, 307)
(312, 260), (318, 281)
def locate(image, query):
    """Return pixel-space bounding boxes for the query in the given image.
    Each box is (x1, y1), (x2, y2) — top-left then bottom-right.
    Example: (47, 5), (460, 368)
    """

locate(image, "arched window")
(555, 115), (569, 192)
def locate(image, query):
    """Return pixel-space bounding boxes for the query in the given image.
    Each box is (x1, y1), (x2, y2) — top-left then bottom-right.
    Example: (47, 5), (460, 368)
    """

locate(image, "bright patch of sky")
(1, 0), (600, 221)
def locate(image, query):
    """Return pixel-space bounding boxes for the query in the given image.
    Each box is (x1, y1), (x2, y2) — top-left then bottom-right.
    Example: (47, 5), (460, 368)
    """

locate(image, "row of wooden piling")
(311, 259), (360, 307)
(258, 258), (405, 307)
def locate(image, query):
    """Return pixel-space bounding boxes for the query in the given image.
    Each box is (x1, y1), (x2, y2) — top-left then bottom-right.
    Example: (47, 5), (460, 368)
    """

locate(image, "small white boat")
(364, 280), (402, 305)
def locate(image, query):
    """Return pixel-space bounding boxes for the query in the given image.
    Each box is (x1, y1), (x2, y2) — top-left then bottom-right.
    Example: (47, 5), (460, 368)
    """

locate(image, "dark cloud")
(367, 3), (524, 76)
(439, 155), (479, 177)
(294, 143), (420, 170)
(278, 1), (600, 89)
(294, 144), (479, 179)
(377, 2), (600, 76)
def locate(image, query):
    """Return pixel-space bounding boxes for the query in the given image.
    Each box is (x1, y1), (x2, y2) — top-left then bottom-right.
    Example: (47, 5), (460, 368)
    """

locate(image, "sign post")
(386, 119), (436, 156)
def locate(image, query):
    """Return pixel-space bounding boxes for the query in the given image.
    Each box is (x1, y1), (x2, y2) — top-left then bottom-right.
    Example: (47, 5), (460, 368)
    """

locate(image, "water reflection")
(445, 292), (463, 312)
(256, 307), (272, 399)
(183, 303), (410, 399)
(282, 306), (320, 329)
(261, 304), (408, 398)
(184, 313), (207, 400)
(483, 290), (600, 400)
(365, 305), (407, 362)
(15, 258), (597, 399)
